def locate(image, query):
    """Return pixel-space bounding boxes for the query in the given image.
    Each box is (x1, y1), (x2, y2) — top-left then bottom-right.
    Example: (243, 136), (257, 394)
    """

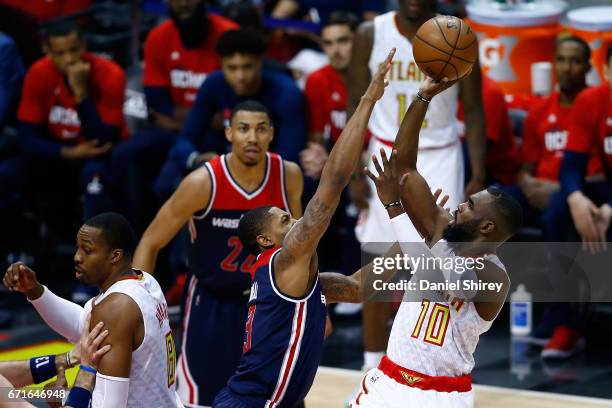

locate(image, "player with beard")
(321, 76), (522, 407)
(111, 0), (237, 233)
(346, 0), (487, 371)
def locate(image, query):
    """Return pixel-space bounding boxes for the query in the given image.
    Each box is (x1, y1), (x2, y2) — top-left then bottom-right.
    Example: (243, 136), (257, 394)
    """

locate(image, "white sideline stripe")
(316, 366), (612, 406)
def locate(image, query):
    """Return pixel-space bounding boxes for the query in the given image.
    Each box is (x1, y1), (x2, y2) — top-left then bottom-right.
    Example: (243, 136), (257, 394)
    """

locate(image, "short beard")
(170, 3), (209, 49)
(443, 218), (479, 252)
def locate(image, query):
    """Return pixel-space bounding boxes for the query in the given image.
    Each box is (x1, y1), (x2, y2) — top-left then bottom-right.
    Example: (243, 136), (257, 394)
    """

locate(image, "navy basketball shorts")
(177, 275), (249, 407)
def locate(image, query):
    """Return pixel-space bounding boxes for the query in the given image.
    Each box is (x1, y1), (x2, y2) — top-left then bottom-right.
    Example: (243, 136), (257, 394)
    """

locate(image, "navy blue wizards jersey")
(187, 153), (290, 294)
(225, 247), (327, 407)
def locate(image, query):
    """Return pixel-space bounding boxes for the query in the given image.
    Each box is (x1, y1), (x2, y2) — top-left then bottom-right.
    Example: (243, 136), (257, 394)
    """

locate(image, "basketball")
(413, 15), (478, 81)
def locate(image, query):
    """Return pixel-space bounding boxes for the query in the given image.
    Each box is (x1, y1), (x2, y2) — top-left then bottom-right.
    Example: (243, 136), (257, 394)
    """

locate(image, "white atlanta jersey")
(86, 272), (183, 408)
(387, 244), (507, 377)
(357, 11), (464, 248)
(368, 11), (460, 148)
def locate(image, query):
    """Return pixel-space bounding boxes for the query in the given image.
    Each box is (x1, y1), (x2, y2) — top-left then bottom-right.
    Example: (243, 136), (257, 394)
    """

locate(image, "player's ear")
(479, 220), (495, 235)
(225, 125), (233, 144)
(256, 234), (274, 251)
(110, 249), (124, 264)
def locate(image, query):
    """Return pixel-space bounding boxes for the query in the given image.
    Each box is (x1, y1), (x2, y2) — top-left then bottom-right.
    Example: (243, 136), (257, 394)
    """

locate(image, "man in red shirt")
(110, 0), (237, 233)
(2, 20), (125, 222)
(562, 45), (612, 249)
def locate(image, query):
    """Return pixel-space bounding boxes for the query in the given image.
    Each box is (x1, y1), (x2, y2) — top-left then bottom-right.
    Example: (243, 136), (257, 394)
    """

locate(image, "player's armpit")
(284, 160), (304, 218)
(399, 172), (450, 243)
(133, 167), (212, 273)
(90, 293), (143, 379)
(473, 262), (510, 321)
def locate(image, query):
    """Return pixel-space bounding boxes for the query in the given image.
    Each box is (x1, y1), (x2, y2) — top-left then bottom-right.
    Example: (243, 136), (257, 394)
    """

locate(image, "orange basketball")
(413, 16), (478, 81)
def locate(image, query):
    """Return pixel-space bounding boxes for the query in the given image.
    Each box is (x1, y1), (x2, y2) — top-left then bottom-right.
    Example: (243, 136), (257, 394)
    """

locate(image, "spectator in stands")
(0, 0), (90, 23)
(562, 45), (612, 248)
(155, 28), (305, 198)
(0, 32), (25, 207)
(506, 36), (594, 239)
(271, 0), (384, 22)
(111, 0), (237, 233)
(459, 75), (519, 187)
(6, 20), (126, 220)
(527, 39), (610, 361)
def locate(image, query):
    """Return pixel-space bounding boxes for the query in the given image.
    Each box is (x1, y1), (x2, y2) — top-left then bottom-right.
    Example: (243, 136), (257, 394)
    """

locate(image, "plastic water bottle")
(510, 284), (532, 336)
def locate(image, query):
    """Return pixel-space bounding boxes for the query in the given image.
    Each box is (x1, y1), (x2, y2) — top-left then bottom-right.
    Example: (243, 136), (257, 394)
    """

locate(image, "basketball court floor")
(2, 295), (612, 407)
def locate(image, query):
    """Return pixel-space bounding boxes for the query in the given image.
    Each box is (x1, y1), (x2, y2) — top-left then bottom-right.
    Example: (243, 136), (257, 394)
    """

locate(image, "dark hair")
(222, 1), (262, 30)
(230, 100), (273, 125)
(486, 187), (523, 237)
(44, 19), (82, 41)
(557, 35), (591, 63)
(84, 212), (135, 259)
(216, 28), (267, 58)
(607, 44), (612, 66)
(322, 11), (359, 32)
(238, 205), (275, 254)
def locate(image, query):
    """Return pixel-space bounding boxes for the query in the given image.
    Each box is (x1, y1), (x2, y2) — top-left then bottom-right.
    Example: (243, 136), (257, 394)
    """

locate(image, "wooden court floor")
(306, 366), (612, 408)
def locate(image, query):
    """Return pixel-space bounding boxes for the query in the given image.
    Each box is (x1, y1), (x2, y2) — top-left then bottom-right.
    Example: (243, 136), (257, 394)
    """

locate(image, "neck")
(559, 85), (585, 107)
(99, 265), (135, 292)
(396, 12), (435, 40)
(226, 152), (267, 187)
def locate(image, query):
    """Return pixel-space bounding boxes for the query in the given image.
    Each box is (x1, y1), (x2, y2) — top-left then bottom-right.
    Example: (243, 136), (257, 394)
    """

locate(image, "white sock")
(362, 351), (385, 371)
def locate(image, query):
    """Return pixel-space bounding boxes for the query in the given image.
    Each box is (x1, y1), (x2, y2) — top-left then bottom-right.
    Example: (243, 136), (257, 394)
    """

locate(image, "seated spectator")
(111, 0), (237, 233)
(506, 36), (595, 239)
(271, 0), (384, 22)
(155, 28), (305, 198)
(534, 41), (612, 361)
(562, 45), (612, 248)
(0, 32), (25, 207)
(1, 20), (126, 220)
(459, 75), (519, 187)
(0, 0), (90, 22)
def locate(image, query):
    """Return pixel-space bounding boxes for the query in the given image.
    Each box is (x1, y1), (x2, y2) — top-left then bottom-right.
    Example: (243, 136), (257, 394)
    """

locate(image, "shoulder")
(203, 70), (226, 86)
(306, 65), (332, 85)
(27, 56), (54, 77)
(146, 20), (174, 44)
(264, 71), (302, 101)
(526, 94), (555, 119)
(89, 54), (125, 80)
(283, 160), (303, 182)
(208, 13), (239, 33)
(93, 292), (141, 323)
(575, 85), (607, 105)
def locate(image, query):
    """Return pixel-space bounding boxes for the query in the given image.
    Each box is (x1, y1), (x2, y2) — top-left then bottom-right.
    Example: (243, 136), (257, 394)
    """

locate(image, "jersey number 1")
(410, 299), (450, 347)
(243, 305), (256, 353)
(397, 94), (428, 128)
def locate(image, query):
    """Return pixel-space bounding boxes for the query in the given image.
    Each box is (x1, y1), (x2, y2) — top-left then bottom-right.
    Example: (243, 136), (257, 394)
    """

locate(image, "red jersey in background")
(0, 0), (90, 22)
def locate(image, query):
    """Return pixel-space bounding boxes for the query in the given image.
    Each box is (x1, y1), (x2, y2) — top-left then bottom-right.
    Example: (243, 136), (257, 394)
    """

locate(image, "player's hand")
(66, 61), (91, 101)
(79, 313), (111, 370)
(365, 148), (399, 206)
(44, 366), (67, 408)
(300, 142), (328, 179)
(433, 188), (450, 214)
(3, 262), (44, 299)
(568, 191), (604, 254)
(418, 72), (463, 100)
(363, 48), (395, 102)
(62, 139), (112, 160)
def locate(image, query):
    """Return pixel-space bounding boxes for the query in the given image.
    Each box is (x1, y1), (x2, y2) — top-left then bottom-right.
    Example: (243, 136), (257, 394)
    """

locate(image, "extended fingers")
(364, 167), (378, 184)
(90, 328), (109, 349)
(87, 320), (104, 342)
(372, 154), (383, 176)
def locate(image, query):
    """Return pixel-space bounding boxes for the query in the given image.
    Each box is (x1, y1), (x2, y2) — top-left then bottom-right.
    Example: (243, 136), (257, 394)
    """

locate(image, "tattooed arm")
(273, 49), (396, 298)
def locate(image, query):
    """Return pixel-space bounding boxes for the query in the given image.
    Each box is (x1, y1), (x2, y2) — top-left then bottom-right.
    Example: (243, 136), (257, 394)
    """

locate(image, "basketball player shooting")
(348, 76), (523, 408)
(212, 49), (395, 408)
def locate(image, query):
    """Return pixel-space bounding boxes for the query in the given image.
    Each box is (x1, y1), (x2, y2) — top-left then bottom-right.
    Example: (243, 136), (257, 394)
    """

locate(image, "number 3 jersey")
(187, 153), (291, 295)
(368, 11), (460, 149)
